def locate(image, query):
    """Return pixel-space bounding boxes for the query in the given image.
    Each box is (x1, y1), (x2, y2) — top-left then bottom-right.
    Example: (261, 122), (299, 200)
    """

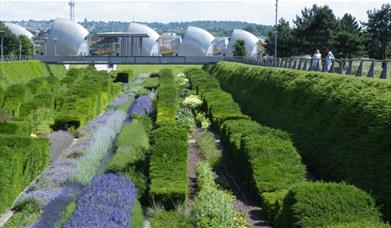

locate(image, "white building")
(178, 26), (215, 56)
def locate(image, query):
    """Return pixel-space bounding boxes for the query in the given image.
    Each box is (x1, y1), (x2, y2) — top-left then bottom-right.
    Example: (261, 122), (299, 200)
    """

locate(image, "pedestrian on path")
(325, 50), (335, 71)
(312, 49), (322, 71)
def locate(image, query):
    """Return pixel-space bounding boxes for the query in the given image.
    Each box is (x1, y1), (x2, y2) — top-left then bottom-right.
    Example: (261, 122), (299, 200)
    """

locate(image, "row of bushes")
(205, 61), (391, 220)
(0, 60), (50, 87)
(0, 134), (49, 214)
(156, 69), (178, 126)
(186, 68), (389, 227)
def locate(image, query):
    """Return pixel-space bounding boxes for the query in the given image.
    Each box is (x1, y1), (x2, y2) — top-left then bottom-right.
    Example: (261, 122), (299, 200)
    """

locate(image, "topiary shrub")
(278, 182), (383, 228)
(149, 126), (188, 209)
(0, 120), (32, 136)
(149, 211), (192, 228)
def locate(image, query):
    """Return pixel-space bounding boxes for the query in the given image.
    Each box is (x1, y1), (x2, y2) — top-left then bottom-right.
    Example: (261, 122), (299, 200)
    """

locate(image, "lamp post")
(18, 36), (22, 59)
(274, 0), (278, 64)
(43, 38), (48, 56)
(0, 30), (4, 62)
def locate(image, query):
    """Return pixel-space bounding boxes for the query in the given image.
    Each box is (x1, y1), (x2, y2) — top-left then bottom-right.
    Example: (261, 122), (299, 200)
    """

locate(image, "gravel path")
(187, 127), (204, 207)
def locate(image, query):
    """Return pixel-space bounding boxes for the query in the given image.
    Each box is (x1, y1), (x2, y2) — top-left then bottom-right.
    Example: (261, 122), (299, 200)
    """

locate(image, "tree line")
(0, 22), (33, 56)
(265, 3), (391, 60)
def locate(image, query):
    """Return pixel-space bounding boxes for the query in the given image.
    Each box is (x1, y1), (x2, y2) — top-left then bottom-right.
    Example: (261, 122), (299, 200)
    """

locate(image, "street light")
(274, 0), (278, 64)
(0, 29), (4, 62)
(18, 36), (22, 59)
(53, 38), (58, 56)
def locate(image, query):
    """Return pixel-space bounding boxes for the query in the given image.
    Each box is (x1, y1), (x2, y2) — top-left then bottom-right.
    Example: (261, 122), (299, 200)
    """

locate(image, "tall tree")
(364, 4), (391, 60)
(233, 39), (247, 57)
(293, 4), (337, 55)
(332, 14), (365, 58)
(266, 18), (295, 57)
(0, 22), (18, 56)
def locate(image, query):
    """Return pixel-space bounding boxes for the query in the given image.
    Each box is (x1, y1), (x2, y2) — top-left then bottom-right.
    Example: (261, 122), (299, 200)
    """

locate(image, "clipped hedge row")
(205, 61), (391, 220)
(0, 134), (49, 214)
(0, 120), (32, 136)
(186, 67), (388, 227)
(47, 64), (67, 79)
(149, 126), (188, 208)
(156, 69), (178, 126)
(0, 60), (50, 87)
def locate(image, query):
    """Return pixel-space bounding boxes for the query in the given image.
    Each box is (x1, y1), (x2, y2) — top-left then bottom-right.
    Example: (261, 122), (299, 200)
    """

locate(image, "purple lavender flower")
(48, 130), (75, 161)
(32, 183), (85, 228)
(127, 95), (154, 117)
(64, 174), (138, 228)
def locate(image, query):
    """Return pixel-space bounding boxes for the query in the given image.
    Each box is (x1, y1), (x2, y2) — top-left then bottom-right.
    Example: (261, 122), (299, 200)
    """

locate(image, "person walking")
(325, 50), (335, 71)
(312, 49), (322, 71)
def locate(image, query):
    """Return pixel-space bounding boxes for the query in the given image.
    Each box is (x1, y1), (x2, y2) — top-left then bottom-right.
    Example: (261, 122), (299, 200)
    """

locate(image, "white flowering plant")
(182, 95), (203, 109)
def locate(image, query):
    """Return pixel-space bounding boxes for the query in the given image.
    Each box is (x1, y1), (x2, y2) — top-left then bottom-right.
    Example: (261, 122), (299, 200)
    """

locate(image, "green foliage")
(142, 77), (159, 89)
(207, 61), (391, 219)
(364, 3), (391, 59)
(3, 200), (42, 228)
(47, 64), (67, 79)
(265, 19), (296, 57)
(196, 131), (222, 169)
(0, 60), (50, 87)
(107, 119), (150, 172)
(114, 70), (134, 83)
(326, 221), (391, 228)
(55, 202), (76, 228)
(0, 120), (32, 136)
(149, 211), (193, 228)
(149, 126), (188, 209)
(0, 135), (49, 214)
(186, 68), (220, 95)
(156, 69), (178, 126)
(278, 182), (383, 228)
(3, 84), (30, 116)
(233, 39), (247, 57)
(0, 23), (34, 56)
(131, 200), (144, 228)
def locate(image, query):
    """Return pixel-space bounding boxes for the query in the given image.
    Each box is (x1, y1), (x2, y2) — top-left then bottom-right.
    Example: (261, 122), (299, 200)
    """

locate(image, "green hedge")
(47, 64), (67, 79)
(205, 61), (391, 219)
(149, 126), (188, 208)
(278, 182), (383, 228)
(0, 60), (49, 87)
(150, 211), (192, 228)
(156, 69), (178, 126)
(2, 84), (31, 116)
(142, 77), (159, 89)
(0, 121), (32, 136)
(0, 135), (49, 214)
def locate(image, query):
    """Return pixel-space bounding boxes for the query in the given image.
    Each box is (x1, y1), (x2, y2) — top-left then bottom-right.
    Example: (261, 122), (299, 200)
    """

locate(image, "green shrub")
(326, 222), (390, 228)
(0, 120), (32, 136)
(196, 131), (222, 169)
(261, 191), (287, 225)
(114, 72), (131, 83)
(0, 135), (49, 214)
(142, 77), (159, 89)
(0, 60), (49, 87)
(149, 126), (188, 209)
(107, 119), (150, 172)
(156, 69), (178, 126)
(241, 133), (306, 194)
(47, 64), (67, 79)
(186, 68), (220, 95)
(131, 200), (144, 228)
(149, 211), (192, 228)
(3, 200), (42, 228)
(3, 84), (30, 116)
(278, 182), (383, 228)
(206, 61), (391, 219)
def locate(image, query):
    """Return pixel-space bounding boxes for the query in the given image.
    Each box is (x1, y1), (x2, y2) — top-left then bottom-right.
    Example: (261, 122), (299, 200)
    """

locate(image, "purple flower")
(64, 174), (138, 228)
(108, 95), (131, 108)
(48, 130), (75, 161)
(127, 95), (154, 117)
(32, 183), (85, 228)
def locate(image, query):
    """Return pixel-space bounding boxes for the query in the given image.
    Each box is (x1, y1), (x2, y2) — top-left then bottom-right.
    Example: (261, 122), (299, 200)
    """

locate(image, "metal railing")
(0, 55), (36, 62)
(226, 56), (391, 80)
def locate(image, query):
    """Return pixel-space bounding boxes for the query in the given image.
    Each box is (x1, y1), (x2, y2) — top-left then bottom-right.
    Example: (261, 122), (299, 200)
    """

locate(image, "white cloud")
(0, 0), (387, 25)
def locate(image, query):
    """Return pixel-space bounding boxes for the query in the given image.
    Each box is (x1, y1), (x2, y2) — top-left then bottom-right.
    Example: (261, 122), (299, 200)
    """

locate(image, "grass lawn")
(116, 64), (202, 76)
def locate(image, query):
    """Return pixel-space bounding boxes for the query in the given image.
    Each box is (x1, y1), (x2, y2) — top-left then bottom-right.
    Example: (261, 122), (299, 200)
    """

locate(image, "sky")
(0, 0), (387, 25)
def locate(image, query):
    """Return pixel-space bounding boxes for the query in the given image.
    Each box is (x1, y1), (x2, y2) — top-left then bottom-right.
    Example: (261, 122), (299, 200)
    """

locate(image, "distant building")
(4, 22), (34, 41)
(224, 29), (264, 57)
(212, 37), (229, 56)
(178, 26), (215, 56)
(158, 32), (182, 56)
(45, 17), (89, 56)
(127, 23), (160, 56)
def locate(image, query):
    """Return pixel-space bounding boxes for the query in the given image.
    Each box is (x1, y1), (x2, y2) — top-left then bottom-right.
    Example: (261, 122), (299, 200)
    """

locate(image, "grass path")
(187, 127), (204, 207)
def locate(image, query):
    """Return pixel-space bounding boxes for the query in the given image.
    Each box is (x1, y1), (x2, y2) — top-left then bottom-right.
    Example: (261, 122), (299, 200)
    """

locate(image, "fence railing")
(226, 56), (391, 80)
(0, 55), (36, 62)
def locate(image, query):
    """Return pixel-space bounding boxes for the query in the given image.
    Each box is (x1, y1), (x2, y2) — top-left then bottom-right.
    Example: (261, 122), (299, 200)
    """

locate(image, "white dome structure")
(4, 22), (34, 40)
(128, 23), (160, 56)
(212, 37), (229, 56)
(178, 26), (215, 56)
(46, 17), (89, 56)
(225, 29), (261, 57)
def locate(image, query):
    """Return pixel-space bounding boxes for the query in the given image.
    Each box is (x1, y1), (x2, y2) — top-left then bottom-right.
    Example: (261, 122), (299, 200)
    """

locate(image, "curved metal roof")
(225, 29), (260, 57)
(178, 26), (215, 56)
(46, 17), (89, 56)
(128, 23), (160, 56)
(4, 22), (34, 40)
(212, 37), (229, 55)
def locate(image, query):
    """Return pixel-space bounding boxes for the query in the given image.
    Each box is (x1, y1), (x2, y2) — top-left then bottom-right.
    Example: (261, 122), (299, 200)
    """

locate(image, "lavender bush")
(107, 95), (131, 109)
(48, 130), (74, 161)
(68, 110), (126, 184)
(127, 95), (154, 117)
(31, 183), (84, 228)
(64, 174), (137, 228)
